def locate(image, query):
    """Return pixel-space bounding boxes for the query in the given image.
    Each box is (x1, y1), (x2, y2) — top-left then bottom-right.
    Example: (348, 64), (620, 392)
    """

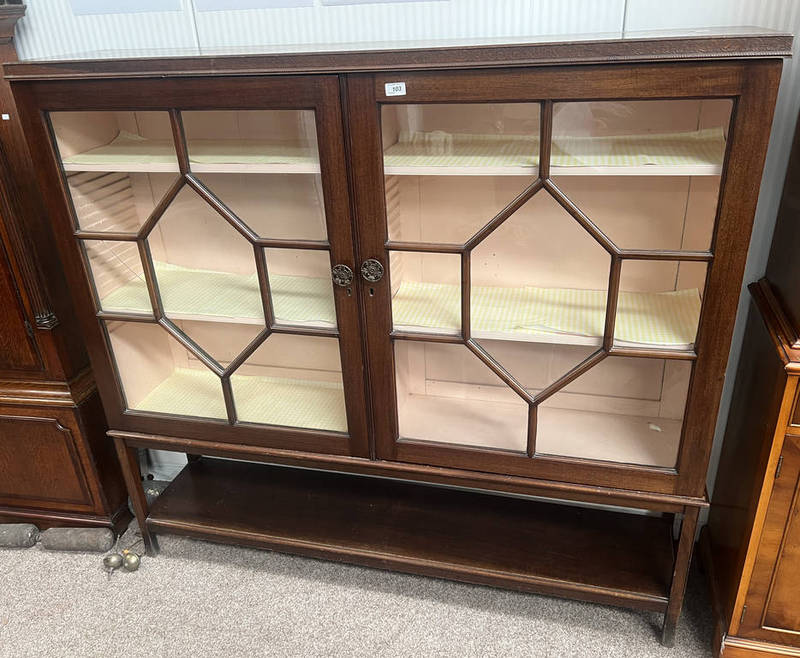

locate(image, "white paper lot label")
(385, 82), (407, 97)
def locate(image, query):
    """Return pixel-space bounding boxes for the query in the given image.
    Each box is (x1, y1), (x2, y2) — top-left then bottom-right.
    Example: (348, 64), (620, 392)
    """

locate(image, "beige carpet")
(0, 520), (714, 658)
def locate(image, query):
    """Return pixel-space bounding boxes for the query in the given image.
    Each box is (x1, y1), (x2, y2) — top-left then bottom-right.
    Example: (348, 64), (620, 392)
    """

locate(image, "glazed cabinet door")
(740, 433), (800, 646)
(15, 76), (369, 457)
(347, 62), (780, 493)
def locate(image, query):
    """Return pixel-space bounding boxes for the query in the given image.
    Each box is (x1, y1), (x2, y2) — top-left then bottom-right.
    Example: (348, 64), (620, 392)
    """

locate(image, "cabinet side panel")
(708, 301), (787, 625)
(766, 112), (800, 337)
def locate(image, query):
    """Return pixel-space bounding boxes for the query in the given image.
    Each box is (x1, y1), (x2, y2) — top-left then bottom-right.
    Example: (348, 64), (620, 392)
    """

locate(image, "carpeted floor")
(0, 524), (714, 658)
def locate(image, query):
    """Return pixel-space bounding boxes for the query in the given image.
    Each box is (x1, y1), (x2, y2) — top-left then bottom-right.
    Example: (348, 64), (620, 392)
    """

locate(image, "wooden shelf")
(100, 263), (698, 349)
(392, 281), (701, 350)
(101, 262), (336, 329)
(397, 389), (682, 467)
(148, 457), (674, 611)
(61, 133), (321, 174)
(61, 129), (724, 177)
(134, 367), (347, 432)
(383, 128), (725, 177)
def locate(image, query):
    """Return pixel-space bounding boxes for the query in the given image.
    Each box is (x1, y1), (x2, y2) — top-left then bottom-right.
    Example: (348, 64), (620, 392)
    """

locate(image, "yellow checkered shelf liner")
(392, 281), (701, 349)
(100, 261), (336, 325)
(135, 367), (347, 432)
(63, 131), (319, 167)
(101, 261), (699, 348)
(383, 127), (725, 169)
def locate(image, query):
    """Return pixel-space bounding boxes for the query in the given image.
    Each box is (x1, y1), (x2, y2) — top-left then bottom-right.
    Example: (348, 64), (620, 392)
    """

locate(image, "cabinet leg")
(113, 437), (159, 557)
(661, 506), (700, 647)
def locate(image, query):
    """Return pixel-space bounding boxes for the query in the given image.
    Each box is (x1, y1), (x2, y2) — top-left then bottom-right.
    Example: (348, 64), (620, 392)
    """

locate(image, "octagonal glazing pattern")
(383, 98), (717, 464)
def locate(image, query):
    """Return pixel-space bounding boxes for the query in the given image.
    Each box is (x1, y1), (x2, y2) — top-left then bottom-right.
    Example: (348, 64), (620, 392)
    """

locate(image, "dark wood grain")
(706, 280), (800, 657)
(3, 32), (791, 81)
(111, 429), (707, 512)
(675, 59), (783, 498)
(662, 506), (700, 647)
(148, 457), (675, 611)
(766, 111), (800, 348)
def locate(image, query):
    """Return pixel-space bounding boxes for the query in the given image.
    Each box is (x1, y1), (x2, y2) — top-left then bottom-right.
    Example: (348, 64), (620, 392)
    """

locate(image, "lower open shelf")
(147, 458), (674, 612)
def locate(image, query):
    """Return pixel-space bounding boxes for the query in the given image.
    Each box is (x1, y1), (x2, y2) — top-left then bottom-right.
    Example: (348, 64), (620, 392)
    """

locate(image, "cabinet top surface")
(3, 28), (791, 81)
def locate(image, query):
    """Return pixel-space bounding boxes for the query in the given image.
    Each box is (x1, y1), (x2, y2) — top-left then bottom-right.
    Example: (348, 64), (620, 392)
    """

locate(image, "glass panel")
(181, 110), (320, 173)
(174, 320), (262, 368)
(83, 240), (151, 315)
(262, 248), (336, 330)
(182, 111), (327, 241)
(614, 260), (707, 351)
(193, 173), (327, 241)
(149, 186), (263, 324)
(230, 333), (347, 432)
(395, 341), (528, 451)
(50, 111), (179, 233)
(390, 251), (461, 335)
(550, 100), (732, 251)
(50, 111), (179, 172)
(382, 103), (541, 244)
(537, 357), (691, 467)
(105, 320), (226, 420)
(471, 192), (610, 383)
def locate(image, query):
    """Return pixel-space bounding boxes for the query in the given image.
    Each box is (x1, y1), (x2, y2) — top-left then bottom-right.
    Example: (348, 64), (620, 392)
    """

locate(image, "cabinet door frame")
(14, 75), (370, 458)
(739, 432), (800, 646)
(346, 60), (782, 495)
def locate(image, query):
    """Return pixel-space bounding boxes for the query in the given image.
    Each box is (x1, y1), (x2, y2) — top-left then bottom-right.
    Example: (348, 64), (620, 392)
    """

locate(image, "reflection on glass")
(231, 333), (347, 432)
(50, 111), (179, 172)
(381, 103), (541, 245)
(50, 111), (179, 233)
(394, 341), (528, 451)
(382, 103), (541, 174)
(83, 240), (150, 315)
(194, 173), (328, 241)
(537, 357), (691, 468)
(181, 110), (320, 172)
(551, 100), (732, 175)
(105, 320), (227, 420)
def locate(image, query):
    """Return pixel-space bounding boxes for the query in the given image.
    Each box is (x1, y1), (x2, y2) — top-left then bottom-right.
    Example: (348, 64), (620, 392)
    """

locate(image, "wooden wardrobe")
(704, 108), (800, 657)
(0, 4), (129, 532)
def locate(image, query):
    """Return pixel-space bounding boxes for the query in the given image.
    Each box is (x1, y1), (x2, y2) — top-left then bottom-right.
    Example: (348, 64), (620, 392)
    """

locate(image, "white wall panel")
(191, 0), (624, 51)
(14, 0), (198, 61)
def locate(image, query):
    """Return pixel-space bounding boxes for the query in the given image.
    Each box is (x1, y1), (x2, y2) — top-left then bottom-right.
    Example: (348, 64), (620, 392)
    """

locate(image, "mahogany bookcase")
(5, 31), (790, 646)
